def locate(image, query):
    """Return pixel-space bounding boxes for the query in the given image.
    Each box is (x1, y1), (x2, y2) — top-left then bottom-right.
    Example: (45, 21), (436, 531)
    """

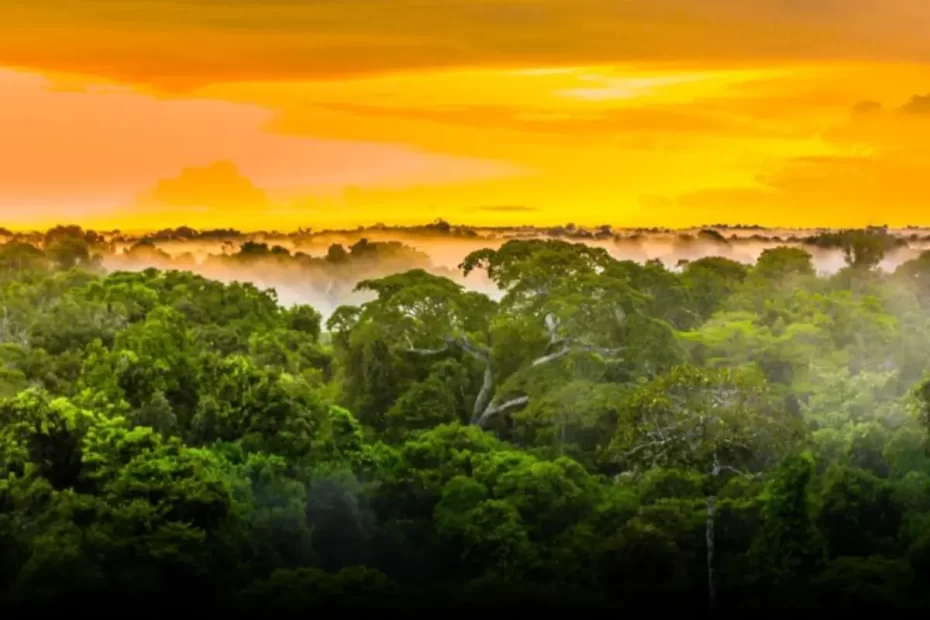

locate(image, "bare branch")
(449, 335), (491, 362)
(403, 333), (495, 427)
(532, 346), (573, 367)
(577, 344), (625, 357)
(531, 343), (624, 367)
(474, 396), (530, 427)
(403, 344), (450, 356)
(622, 438), (676, 459)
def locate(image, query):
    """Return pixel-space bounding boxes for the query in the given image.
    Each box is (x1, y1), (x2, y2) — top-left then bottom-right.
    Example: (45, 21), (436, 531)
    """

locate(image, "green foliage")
(605, 364), (801, 477)
(749, 452), (826, 587)
(2, 232), (930, 612)
(816, 465), (903, 558)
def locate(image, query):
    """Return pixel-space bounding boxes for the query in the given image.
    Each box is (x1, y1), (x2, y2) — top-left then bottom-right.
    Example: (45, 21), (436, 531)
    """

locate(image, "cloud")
(4, 1), (930, 90)
(6, 4), (930, 233)
(135, 161), (269, 213)
(651, 94), (930, 227)
(0, 69), (520, 227)
(901, 95), (930, 116)
(824, 96), (930, 150)
(852, 100), (883, 116)
(293, 100), (797, 144)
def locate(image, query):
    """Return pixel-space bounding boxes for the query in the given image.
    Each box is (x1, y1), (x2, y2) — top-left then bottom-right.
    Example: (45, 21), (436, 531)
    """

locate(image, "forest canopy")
(2, 225), (930, 615)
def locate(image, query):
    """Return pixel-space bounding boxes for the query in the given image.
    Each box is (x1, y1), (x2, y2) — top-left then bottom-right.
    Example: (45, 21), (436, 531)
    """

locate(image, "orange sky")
(3, 0), (930, 231)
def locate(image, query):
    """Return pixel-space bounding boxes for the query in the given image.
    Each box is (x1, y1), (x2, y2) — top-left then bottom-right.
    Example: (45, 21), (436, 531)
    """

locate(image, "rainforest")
(2, 223), (930, 615)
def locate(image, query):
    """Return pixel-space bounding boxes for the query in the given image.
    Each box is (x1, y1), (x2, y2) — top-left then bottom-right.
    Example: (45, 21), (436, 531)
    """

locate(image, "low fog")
(5, 222), (930, 319)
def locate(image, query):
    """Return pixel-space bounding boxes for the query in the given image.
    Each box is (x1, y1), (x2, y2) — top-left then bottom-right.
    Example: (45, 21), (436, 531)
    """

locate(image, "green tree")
(605, 365), (803, 613)
(749, 452), (826, 592)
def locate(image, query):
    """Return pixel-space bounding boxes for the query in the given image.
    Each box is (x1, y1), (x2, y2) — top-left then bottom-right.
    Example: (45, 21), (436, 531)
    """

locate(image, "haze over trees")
(3, 224), (930, 614)
(4, 221), (930, 319)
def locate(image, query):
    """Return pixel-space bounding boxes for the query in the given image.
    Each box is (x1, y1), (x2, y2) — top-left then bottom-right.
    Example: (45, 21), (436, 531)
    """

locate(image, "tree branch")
(579, 345), (625, 357)
(400, 332), (498, 427)
(474, 396), (530, 427)
(622, 437), (676, 459)
(402, 343), (450, 356)
(531, 343), (625, 367)
(532, 346), (573, 367)
(472, 362), (495, 421)
(448, 335), (491, 362)
(400, 333), (492, 362)
(419, 334), (496, 424)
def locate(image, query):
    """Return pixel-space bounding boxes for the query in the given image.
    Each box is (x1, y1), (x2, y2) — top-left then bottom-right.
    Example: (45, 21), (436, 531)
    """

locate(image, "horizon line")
(3, 220), (926, 237)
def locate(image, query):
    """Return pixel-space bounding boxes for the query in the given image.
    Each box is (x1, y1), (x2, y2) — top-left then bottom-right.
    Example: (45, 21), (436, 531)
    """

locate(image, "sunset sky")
(3, 0), (930, 231)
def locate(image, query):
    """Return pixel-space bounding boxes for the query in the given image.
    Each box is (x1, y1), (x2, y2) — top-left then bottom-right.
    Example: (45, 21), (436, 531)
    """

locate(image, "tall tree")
(460, 239), (675, 426)
(604, 364), (803, 614)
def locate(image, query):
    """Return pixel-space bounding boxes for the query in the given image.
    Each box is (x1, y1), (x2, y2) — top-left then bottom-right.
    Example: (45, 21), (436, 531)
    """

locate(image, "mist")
(35, 223), (918, 319)
(3, 221), (925, 320)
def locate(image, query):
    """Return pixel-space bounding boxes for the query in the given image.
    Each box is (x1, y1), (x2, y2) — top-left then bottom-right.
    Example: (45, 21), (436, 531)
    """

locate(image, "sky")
(2, 0), (930, 232)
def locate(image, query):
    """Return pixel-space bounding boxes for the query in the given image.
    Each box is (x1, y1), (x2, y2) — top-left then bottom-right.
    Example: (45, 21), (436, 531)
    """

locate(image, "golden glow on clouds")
(2, 1), (930, 229)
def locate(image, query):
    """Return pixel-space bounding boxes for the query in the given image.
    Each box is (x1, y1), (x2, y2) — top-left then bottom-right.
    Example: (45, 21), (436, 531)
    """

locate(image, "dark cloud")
(852, 100), (883, 115)
(900, 95), (930, 116)
(4, 1), (930, 90)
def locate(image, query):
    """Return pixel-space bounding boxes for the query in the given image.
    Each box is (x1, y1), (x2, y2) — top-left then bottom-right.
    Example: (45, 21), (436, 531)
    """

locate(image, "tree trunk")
(471, 361), (494, 422)
(706, 493), (717, 616)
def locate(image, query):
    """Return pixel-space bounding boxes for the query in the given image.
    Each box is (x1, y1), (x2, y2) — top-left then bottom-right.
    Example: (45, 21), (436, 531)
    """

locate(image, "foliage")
(2, 231), (930, 613)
